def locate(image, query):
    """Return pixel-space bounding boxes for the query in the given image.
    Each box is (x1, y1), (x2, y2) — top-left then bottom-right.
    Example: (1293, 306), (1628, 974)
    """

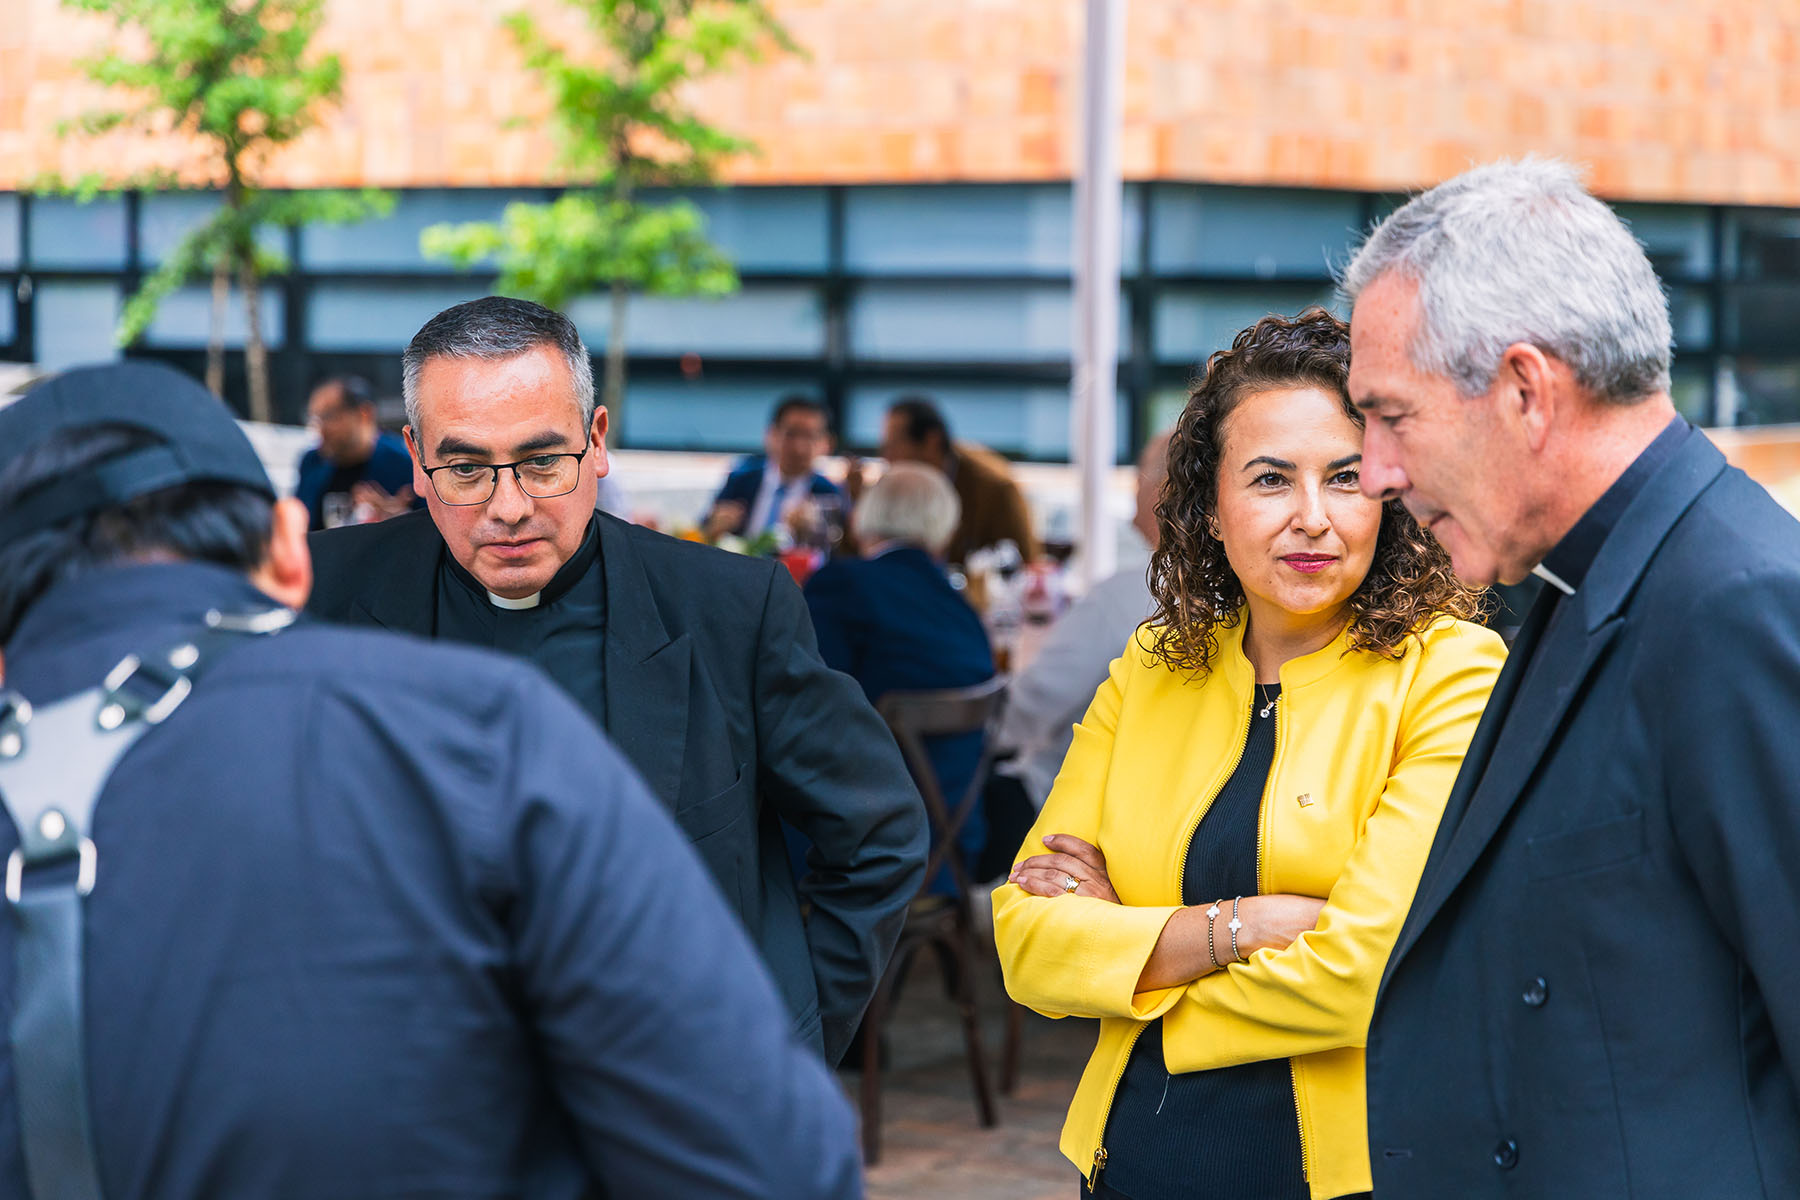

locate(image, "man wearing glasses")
(307, 297), (926, 1067)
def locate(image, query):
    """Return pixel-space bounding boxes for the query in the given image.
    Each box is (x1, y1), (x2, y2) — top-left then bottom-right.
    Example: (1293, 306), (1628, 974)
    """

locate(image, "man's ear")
(589, 406), (611, 480)
(402, 424), (429, 495)
(1497, 342), (1560, 454)
(250, 497), (313, 611)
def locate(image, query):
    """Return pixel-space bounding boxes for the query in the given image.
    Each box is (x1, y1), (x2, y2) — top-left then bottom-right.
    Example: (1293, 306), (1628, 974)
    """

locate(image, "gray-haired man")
(1349, 160), (1800, 1197)
(307, 296), (927, 1068)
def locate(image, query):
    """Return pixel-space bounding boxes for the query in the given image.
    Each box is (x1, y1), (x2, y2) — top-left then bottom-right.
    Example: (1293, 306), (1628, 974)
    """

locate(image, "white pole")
(1071, 0), (1125, 590)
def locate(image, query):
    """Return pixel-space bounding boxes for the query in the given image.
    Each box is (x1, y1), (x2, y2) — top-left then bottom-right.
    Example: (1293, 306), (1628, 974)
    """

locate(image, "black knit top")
(1094, 684), (1308, 1200)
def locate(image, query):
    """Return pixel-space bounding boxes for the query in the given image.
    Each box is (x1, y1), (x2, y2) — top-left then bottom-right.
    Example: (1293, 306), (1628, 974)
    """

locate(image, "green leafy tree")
(422, 0), (793, 418)
(55, 0), (392, 421)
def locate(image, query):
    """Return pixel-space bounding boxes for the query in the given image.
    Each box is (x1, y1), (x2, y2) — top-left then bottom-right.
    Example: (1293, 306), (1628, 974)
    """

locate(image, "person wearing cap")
(0, 361), (863, 1198)
(305, 297), (926, 1068)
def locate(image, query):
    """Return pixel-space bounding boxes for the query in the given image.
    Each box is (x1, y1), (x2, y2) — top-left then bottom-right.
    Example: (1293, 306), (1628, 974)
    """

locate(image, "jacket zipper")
(1262, 680), (1311, 1185)
(1089, 694), (1255, 1192)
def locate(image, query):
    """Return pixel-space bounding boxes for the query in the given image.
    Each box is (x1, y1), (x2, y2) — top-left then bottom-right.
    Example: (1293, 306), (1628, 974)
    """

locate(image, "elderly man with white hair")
(1348, 159), (1800, 1199)
(803, 463), (997, 891)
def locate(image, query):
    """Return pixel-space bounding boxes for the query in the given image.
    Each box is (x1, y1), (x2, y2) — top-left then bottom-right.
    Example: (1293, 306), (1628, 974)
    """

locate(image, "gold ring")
(1063, 874), (1080, 893)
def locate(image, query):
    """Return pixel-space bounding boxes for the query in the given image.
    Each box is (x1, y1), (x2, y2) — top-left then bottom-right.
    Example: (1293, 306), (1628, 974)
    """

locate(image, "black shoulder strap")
(0, 605), (295, 1200)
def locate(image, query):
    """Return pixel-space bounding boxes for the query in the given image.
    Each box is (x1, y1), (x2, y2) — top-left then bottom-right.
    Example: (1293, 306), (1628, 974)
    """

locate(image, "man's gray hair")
(854, 462), (961, 557)
(1341, 158), (1672, 403)
(401, 296), (596, 431)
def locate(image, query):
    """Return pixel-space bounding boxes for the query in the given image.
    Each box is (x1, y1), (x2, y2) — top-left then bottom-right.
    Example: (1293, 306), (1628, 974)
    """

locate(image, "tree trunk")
(604, 278), (628, 420)
(240, 257), (271, 423)
(205, 255), (229, 398)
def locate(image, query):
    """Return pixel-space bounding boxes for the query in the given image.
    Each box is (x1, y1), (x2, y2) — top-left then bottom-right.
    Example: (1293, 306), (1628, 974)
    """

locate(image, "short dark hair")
(0, 425), (274, 644)
(313, 375), (375, 412)
(770, 393), (829, 431)
(402, 296), (595, 431)
(886, 396), (950, 449)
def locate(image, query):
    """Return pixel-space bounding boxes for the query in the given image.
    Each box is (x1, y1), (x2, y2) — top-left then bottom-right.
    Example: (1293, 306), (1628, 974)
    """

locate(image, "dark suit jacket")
(1367, 430), (1800, 1198)
(803, 546), (996, 883)
(709, 459), (846, 536)
(306, 510), (928, 1065)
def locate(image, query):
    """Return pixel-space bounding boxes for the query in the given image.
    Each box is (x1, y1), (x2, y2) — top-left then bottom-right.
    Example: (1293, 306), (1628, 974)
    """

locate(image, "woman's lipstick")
(1280, 553), (1336, 575)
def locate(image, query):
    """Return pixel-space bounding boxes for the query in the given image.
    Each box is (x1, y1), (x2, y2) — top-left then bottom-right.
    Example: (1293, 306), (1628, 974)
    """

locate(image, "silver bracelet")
(1229, 895), (1245, 963)
(1205, 901), (1223, 969)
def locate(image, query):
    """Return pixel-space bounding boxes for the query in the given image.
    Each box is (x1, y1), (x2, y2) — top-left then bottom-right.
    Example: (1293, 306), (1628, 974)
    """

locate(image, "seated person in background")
(804, 462), (996, 889)
(871, 395), (1039, 565)
(296, 375), (418, 529)
(705, 395), (847, 543)
(976, 429), (1169, 880)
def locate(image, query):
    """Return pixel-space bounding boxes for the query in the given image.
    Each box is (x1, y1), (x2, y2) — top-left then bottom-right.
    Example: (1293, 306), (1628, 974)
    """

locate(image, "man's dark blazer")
(1367, 429), (1800, 1198)
(708, 459), (846, 536)
(306, 509), (928, 1065)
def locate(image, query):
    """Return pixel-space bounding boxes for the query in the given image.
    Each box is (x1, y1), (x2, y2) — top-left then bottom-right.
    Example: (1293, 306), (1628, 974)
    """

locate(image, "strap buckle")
(5, 838), (97, 903)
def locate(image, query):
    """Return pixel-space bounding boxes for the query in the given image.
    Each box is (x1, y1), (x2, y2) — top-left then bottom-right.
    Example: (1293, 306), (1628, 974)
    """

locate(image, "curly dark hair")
(1145, 306), (1486, 675)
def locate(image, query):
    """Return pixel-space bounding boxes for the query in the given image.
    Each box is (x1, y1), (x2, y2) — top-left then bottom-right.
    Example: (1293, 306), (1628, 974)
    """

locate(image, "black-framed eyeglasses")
(419, 450), (589, 506)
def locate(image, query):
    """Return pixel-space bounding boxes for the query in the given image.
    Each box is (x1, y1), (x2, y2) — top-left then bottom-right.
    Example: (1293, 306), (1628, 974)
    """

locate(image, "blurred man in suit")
(804, 462), (996, 887)
(1348, 159), (1800, 1199)
(704, 395), (847, 544)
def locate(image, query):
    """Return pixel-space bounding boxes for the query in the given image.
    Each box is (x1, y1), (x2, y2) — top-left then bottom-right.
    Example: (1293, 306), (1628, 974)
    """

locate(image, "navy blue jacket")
(1367, 430), (1800, 1197)
(294, 431), (418, 531)
(0, 563), (862, 1199)
(709, 458), (847, 536)
(803, 546), (996, 876)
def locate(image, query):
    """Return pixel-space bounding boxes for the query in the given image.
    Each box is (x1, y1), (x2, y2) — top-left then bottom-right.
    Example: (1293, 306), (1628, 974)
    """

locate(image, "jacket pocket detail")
(1526, 810), (1645, 880)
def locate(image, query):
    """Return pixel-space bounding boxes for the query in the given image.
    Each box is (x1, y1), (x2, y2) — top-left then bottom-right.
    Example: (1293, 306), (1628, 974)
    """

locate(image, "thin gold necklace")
(1257, 683), (1278, 719)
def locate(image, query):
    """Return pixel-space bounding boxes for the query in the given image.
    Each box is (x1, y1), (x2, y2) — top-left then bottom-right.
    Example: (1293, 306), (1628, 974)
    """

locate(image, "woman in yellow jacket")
(994, 308), (1504, 1200)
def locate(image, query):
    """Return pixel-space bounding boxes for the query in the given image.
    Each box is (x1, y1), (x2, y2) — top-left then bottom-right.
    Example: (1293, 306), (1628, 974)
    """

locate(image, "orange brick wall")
(4, 0), (1800, 204)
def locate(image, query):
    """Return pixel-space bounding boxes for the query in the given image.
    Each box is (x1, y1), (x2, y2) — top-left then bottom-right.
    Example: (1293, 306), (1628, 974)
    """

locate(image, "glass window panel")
(847, 382), (1126, 462)
(1669, 286), (1711, 352)
(1724, 283), (1800, 354)
(1728, 210), (1800, 282)
(1614, 204), (1712, 280)
(0, 195), (19, 270)
(1670, 359), (1712, 426)
(0, 284), (13, 346)
(1152, 187), (1362, 277)
(1729, 358), (1800, 427)
(301, 189), (521, 271)
(1154, 286), (1341, 363)
(28, 196), (127, 270)
(1121, 183), (1145, 277)
(852, 282), (1078, 362)
(845, 185), (1072, 275)
(141, 285), (285, 349)
(308, 283), (489, 351)
(34, 282), (122, 370)
(140, 191), (285, 266)
(653, 187), (828, 273)
(568, 285), (824, 357)
(621, 377), (819, 451)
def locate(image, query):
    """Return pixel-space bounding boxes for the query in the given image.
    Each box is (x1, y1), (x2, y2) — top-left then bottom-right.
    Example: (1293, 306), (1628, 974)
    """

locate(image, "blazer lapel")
(352, 515), (442, 636)
(1390, 429), (1728, 970)
(596, 514), (690, 814)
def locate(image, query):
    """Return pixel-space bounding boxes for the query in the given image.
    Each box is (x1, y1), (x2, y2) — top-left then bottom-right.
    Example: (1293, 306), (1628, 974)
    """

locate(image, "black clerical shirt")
(435, 517), (608, 729)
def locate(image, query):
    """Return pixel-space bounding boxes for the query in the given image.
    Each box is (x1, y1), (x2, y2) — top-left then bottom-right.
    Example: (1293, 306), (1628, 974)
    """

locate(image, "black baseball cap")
(0, 361), (275, 552)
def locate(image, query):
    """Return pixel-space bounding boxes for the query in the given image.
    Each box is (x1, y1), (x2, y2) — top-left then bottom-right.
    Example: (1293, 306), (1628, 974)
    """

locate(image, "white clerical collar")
(1530, 563), (1576, 596)
(487, 590), (542, 610)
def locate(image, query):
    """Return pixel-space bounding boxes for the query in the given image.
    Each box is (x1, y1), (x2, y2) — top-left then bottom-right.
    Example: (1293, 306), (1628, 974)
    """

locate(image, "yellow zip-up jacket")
(993, 614), (1504, 1199)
